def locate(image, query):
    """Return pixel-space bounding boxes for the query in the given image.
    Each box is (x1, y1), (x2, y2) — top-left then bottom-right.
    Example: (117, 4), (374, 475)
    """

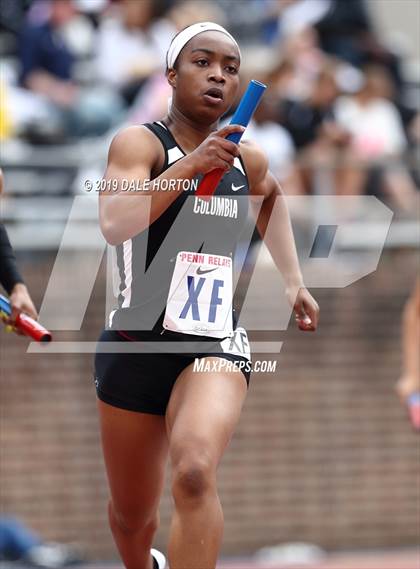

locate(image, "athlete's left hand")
(286, 286), (319, 332)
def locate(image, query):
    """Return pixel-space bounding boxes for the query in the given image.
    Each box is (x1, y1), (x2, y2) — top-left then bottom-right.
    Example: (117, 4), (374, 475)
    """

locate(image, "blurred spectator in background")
(20, 0), (76, 103)
(273, 0), (402, 88)
(0, 0), (31, 38)
(335, 64), (418, 211)
(18, 0), (122, 141)
(313, 0), (403, 87)
(167, 0), (225, 32)
(335, 65), (407, 159)
(277, 63), (365, 198)
(74, 0), (108, 27)
(95, 0), (174, 106)
(127, 71), (172, 127)
(279, 62), (341, 150)
(276, 0), (330, 38)
(242, 91), (304, 195)
(127, 0), (226, 124)
(406, 112), (420, 187)
(266, 58), (295, 101)
(0, 76), (13, 140)
(279, 26), (327, 101)
(0, 516), (83, 567)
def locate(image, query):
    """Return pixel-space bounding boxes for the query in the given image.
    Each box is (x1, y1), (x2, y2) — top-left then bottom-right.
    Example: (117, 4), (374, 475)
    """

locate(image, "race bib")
(163, 251), (233, 338)
(220, 327), (251, 361)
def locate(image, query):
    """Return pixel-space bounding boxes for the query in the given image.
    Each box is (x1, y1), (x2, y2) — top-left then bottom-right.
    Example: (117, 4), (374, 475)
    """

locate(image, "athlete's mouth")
(203, 87), (224, 101)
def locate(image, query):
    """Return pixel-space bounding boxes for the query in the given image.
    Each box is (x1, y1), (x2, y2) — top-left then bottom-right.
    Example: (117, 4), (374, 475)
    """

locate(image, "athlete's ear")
(166, 68), (177, 89)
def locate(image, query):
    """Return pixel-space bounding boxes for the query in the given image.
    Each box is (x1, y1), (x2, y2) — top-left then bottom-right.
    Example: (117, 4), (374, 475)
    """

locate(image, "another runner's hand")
(8, 283), (38, 335)
(396, 374), (420, 404)
(286, 286), (319, 332)
(188, 124), (244, 174)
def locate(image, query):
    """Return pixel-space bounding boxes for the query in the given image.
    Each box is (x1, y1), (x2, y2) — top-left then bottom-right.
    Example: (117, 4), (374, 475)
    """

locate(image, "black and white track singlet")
(109, 120), (251, 338)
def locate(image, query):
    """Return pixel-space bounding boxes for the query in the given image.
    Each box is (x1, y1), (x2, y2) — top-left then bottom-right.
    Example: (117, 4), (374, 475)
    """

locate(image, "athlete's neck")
(164, 106), (218, 153)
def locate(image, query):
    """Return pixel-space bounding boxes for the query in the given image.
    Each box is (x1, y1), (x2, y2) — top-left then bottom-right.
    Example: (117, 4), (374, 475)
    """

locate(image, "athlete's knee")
(109, 500), (159, 538)
(171, 451), (216, 503)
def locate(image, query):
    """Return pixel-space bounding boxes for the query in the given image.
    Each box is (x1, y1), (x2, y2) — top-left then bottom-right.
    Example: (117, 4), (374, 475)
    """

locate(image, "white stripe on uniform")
(121, 239), (133, 308)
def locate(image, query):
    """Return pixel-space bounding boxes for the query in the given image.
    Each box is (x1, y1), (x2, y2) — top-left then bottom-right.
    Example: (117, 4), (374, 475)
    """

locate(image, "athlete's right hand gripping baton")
(195, 79), (267, 200)
(0, 294), (52, 343)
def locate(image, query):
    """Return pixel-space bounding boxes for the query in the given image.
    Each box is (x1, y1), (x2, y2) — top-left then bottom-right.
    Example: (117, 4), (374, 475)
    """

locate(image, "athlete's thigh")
(97, 399), (168, 519)
(166, 357), (248, 463)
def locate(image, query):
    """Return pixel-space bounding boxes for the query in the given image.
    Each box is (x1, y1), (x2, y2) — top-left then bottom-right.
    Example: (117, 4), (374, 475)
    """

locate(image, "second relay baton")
(195, 79), (267, 199)
(0, 294), (52, 343)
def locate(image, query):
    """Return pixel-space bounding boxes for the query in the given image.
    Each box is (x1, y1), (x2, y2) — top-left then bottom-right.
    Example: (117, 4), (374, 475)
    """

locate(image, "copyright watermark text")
(84, 178), (198, 193)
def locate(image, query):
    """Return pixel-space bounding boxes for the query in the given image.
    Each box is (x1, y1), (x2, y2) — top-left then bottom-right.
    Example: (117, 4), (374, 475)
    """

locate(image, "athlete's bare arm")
(241, 140), (319, 330)
(0, 168), (38, 322)
(100, 124), (244, 245)
(396, 280), (420, 401)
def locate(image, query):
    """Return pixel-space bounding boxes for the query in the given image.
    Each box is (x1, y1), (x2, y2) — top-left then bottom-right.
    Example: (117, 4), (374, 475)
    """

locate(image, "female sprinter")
(95, 22), (319, 569)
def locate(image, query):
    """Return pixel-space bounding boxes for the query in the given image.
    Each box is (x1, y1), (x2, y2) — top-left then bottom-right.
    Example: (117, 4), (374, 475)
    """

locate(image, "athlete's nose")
(208, 65), (225, 84)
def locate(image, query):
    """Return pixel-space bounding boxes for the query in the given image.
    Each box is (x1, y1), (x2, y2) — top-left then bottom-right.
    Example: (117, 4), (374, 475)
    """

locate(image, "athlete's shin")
(169, 482), (223, 569)
(108, 500), (158, 569)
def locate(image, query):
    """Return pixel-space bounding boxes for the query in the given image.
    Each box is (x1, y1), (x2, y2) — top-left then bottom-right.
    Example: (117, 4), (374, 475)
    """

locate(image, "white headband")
(166, 22), (240, 69)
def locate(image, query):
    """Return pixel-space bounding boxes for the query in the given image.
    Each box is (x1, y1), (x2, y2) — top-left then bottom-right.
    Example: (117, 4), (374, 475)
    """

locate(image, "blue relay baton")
(196, 79), (266, 198)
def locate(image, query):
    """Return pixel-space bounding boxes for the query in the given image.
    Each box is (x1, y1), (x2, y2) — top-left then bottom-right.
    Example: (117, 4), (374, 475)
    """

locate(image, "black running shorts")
(94, 328), (251, 415)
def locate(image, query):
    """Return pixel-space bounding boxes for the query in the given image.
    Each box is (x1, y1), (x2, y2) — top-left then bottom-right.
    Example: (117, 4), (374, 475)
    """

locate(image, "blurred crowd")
(0, 0), (419, 212)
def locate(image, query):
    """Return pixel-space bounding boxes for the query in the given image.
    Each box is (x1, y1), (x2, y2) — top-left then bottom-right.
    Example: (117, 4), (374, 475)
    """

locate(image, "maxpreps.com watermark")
(193, 358), (277, 374)
(84, 178), (199, 193)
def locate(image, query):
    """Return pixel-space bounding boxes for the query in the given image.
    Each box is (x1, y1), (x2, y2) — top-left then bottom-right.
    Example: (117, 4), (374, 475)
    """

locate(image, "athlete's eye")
(196, 59), (209, 67)
(226, 65), (238, 74)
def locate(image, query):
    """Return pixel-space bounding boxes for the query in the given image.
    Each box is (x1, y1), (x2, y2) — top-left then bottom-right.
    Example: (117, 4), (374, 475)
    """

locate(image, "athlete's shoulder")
(239, 139), (269, 190)
(108, 125), (163, 169)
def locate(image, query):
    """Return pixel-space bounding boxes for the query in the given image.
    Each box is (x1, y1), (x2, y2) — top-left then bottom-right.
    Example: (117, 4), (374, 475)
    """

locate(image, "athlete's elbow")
(100, 217), (149, 246)
(100, 218), (123, 246)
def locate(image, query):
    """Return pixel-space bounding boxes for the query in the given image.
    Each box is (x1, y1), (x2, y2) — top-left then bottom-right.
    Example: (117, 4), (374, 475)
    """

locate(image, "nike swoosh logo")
(196, 267), (218, 275)
(231, 184), (245, 192)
